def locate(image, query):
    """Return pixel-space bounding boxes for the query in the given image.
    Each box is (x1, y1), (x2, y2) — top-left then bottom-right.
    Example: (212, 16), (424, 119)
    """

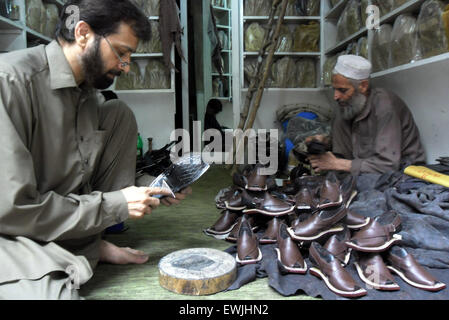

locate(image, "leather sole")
(309, 267), (367, 298)
(235, 248), (263, 265)
(245, 185), (268, 192)
(317, 194), (343, 210)
(354, 262), (400, 291)
(259, 238), (277, 244)
(345, 190), (358, 208)
(224, 201), (246, 211)
(243, 207), (294, 216)
(345, 234), (402, 253)
(387, 266), (447, 292)
(203, 221), (239, 236)
(275, 248), (307, 274)
(287, 224), (345, 242)
(346, 217), (371, 230)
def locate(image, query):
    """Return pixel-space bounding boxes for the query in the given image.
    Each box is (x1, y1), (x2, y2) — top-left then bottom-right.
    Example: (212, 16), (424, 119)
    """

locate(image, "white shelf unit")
(323, 0), (449, 84)
(239, 1), (323, 90)
(0, 0), (66, 53)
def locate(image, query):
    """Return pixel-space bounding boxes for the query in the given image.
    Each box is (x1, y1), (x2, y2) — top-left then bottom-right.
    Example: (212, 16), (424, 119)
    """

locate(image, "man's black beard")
(339, 92), (367, 121)
(81, 37), (122, 90)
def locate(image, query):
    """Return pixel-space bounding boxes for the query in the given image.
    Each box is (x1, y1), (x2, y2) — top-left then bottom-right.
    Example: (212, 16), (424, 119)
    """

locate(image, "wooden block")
(158, 248), (237, 296)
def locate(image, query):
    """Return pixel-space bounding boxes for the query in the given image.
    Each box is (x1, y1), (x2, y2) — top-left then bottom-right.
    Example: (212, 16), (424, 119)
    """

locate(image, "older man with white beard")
(307, 55), (426, 175)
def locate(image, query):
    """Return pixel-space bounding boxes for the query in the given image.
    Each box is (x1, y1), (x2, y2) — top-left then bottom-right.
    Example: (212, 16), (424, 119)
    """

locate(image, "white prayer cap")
(333, 55), (372, 80)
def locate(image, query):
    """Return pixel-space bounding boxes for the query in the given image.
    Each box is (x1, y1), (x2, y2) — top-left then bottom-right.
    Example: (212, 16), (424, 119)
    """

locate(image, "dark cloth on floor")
(225, 169), (449, 299)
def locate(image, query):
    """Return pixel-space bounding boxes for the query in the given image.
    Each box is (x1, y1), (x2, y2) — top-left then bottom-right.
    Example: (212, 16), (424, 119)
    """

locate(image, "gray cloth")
(332, 87), (426, 175)
(0, 41), (137, 298)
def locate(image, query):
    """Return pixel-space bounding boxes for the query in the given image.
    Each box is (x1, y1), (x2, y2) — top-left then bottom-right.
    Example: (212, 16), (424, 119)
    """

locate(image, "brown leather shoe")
(309, 242), (367, 298)
(226, 214), (259, 242)
(317, 171), (343, 209)
(245, 165), (269, 191)
(344, 209), (371, 230)
(275, 222), (307, 274)
(204, 210), (240, 236)
(216, 186), (240, 209)
(243, 191), (294, 217)
(323, 226), (352, 266)
(340, 174), (358, 207)
(236, 216), (262, 265)
(260, 217), (283, 244)
(386, 246), (446, 292)
(225, 188), (253, 211)
(287, 205), (347, 241)
(294, 186), (316, 211)
(346, 210), (402, 253)
(354, 252), (400, 291)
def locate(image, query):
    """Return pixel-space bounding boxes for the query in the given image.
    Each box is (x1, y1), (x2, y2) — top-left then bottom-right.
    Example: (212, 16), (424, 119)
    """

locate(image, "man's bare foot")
(99, 240), (149, 265)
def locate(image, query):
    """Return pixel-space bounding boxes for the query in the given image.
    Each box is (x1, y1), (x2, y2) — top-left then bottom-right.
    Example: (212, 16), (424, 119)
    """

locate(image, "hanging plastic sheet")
(244, 0), (271, 16)
(244, 22), (266, 52)
(417, 0), (449, 59)
(337, 0), (363, 41)
(271, 57), (298, 88)
(356, 36), (369, 59)
(115, 61), (143, 90)
(143, 59), (171, 89)
(371, 24), (393, 72)
(390, 14), (421, 68)
(276, 25), (294, 52)
(218, 30), (229, 50)
(296, 58), (316, 88)
(43, 3), (59, 38)
(293, 22), (320, 52)
(361, 0), (370, 26)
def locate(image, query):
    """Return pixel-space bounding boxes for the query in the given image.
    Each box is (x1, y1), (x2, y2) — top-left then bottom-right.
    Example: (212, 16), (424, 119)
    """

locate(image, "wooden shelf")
(25, 27), (52, 43)
(378, 0), (424, 25)
(371, 52), (449, 79)
(325, 27), (368, 55)
(325, 0), (348, 20)
(132, 53), (163, 58)
(241, 88), (322, 92)
(244, 16), (320, 23)
(244, 51), (320, 57)
(0, 15), (22, 30)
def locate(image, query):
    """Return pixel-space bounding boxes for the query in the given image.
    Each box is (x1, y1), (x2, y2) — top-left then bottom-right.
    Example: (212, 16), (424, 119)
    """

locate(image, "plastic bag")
(417, 0), (449, 59)
(371, 24), (393, 72)
(244, 0), (271, 16)
(357, 36), (369, 59)
(322, 53), (341, 86)
(390, 14), (420, 68)
(293, 22), (320, 52)
(306, 0), (320, 16)
(337, 0), (362, 41)
(296, 58), (316, 88)
(346, 41), (357, 55)
(115, 61), (143, 90)
(271, 57), (297, 88)
(43, 4), (59, 38)
(218, 30), (229, 50)
(143, 59), (171, 89)
(276, 25), (294, 52)
(330, 0), (340, 8)
(26, 0), (43, 32)
(244, 58), (273, 87)
(392, 0), (409, 10)
(245, 23), (266, 52)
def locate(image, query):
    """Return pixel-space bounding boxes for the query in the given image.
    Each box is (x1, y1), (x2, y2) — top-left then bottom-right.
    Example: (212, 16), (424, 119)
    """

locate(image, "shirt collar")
(45, 40), (78, 90)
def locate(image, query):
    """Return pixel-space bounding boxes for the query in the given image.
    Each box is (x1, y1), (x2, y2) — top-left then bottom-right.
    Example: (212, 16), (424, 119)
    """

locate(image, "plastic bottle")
(137, 133), (143, 159)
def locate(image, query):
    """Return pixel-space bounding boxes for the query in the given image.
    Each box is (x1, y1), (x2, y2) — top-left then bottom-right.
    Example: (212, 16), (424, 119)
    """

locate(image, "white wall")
(117, 92), (176, 153)
(239, 90), (333, 130)
(370, 57), (449, 164)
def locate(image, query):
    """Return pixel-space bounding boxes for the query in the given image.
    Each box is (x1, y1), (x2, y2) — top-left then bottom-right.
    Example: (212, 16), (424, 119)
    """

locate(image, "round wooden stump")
(158, 248), (237, 296)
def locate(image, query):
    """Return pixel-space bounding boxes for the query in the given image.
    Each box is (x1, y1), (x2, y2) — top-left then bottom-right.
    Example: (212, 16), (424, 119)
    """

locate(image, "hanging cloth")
(159, 0), (185, 70)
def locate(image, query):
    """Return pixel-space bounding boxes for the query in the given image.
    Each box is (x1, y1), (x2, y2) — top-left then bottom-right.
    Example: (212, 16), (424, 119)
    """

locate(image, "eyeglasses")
(103, 36), (130, 68)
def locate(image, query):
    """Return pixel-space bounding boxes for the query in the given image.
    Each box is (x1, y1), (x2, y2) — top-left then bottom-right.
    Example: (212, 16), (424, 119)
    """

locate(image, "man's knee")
(100, 99), (137, 134)
(0, 272), (82, 300)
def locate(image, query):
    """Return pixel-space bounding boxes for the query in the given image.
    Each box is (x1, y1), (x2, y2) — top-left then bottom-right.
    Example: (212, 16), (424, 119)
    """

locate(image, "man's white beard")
(340, 92), (367, 121)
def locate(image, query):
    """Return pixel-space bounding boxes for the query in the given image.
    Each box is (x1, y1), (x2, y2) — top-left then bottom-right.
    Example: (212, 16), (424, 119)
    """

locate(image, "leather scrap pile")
(204, 165), (448, 299)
